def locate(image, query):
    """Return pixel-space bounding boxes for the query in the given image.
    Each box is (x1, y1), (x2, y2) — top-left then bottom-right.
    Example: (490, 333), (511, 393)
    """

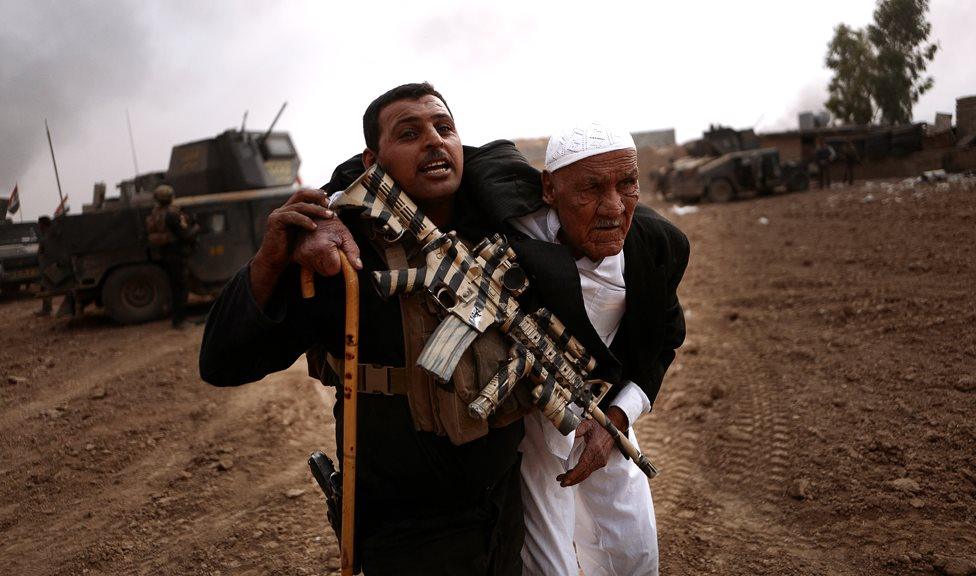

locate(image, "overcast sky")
(2, 0), (973, 219)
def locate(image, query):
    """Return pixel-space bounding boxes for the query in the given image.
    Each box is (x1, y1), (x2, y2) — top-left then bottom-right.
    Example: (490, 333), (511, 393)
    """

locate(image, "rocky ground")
(1, 179), (975, 575)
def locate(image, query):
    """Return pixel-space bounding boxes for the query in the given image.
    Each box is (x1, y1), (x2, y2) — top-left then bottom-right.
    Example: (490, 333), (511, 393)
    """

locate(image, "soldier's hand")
(251, 189), (334, 308)
(293, 217), (362, 277)
(556, 407), (629, 487)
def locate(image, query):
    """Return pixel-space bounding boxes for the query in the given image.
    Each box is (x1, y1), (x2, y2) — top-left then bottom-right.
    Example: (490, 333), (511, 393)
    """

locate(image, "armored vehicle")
(41, 126), (300, 324)
(666, 126), (809, 204)
(0, 221), (40, 293)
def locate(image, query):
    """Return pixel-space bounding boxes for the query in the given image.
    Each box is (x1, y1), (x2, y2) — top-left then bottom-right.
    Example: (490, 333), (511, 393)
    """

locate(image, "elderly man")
(444, 122), (687, 575)
(200, 83), (526, 575)
(505, 123), (688, 575)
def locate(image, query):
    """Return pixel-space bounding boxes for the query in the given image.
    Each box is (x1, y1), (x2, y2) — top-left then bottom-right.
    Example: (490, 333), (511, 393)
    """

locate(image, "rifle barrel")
(262, 102), (287, 140)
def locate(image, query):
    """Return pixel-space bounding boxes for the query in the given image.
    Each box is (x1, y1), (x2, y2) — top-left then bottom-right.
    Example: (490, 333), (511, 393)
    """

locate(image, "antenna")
(45, 119), (66, 210)
(262, 101), (288, 140)
(126, 109), (140, 176)
(240, 110), (248, 134)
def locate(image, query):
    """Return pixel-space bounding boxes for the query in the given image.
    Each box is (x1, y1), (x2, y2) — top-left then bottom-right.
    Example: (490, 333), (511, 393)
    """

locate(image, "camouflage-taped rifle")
(331, 165), (658, 478)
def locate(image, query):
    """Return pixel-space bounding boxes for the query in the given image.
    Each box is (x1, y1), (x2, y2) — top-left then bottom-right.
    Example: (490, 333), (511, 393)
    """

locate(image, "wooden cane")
(337, 254), (359, 576)
(301, 262), (359, 575)
(300, 267), (316, 299)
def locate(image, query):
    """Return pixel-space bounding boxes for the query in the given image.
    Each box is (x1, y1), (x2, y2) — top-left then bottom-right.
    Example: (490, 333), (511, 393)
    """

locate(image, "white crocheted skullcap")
(544, 121), (636, 172)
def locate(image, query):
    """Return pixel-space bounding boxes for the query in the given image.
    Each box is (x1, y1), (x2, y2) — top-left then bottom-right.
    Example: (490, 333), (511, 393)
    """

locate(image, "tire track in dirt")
(638, 353), (854, 575)
(637, 213), (847, 574)
(4, 339), (183, 425)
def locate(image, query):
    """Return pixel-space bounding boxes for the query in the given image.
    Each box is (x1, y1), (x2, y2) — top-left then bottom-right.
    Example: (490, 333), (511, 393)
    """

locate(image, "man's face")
(543, 148), (640, 261)
(363, 95), (463, 204)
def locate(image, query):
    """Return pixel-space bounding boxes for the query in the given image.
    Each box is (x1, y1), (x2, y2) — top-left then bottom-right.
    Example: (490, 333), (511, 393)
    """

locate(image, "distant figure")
(814, 139), (836, 189)
(146, 185), (197, 328)
(840, 139), (859, 185)
(34, 216), (53, 316)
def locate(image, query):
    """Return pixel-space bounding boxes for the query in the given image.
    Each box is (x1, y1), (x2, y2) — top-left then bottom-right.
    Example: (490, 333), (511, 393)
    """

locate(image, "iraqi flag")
(7, 184), (19, 214)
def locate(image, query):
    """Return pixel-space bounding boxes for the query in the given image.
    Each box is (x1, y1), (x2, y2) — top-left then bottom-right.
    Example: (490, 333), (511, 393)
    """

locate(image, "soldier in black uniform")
(199, 84), (525, 575)
(146, 185), (197, 328)
(814, 138), (836, 189)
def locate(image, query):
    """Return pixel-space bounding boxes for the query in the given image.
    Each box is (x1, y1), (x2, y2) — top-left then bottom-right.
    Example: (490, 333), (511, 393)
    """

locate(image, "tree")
(868, 0), (939, 125)
(824, 0), (938, 126)
(825, 24), (877, 125)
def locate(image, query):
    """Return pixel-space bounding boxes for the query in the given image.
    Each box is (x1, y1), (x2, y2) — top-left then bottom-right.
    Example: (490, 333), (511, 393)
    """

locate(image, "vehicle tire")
(705, 178), (736, 203)
(786, 169), (810, 192)
(102, 264), (172, 325)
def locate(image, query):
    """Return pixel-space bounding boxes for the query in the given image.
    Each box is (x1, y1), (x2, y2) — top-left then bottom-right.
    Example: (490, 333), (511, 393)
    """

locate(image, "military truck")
(41, 126), (301, 324)
(0, 221), (40, 293)
(666, 126), (809, 203)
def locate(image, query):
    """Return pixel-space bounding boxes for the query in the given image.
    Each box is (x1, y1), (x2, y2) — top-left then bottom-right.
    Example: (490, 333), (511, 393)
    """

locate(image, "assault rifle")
(331, 165), (658, 478)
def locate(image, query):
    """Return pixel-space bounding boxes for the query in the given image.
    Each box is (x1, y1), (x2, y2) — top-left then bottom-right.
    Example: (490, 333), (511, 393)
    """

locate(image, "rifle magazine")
(417, 314), (479, 381)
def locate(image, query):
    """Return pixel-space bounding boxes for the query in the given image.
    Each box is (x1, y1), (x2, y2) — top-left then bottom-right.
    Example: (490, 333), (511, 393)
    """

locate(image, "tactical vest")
(146, 206), (178, 247)
(308, 227), (529, 445)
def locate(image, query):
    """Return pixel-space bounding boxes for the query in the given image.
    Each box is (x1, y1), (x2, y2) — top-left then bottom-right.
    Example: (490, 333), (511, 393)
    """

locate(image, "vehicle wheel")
(102, 264), (171, 325)
(705, 179), (735, 203)
(786, 169), (810, 192)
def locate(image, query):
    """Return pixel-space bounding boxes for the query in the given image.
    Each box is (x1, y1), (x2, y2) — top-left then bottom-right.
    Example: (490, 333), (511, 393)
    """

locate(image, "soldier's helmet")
(153, 184), (175, 204)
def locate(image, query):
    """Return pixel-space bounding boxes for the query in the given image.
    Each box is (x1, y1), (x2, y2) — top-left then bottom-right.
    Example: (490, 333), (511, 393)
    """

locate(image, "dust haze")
(0, 2), (153, 185)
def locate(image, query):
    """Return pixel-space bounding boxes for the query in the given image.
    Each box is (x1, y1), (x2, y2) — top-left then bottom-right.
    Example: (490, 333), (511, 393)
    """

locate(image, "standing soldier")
(146, 184), (197, 328)
(814, 138), (836, 189)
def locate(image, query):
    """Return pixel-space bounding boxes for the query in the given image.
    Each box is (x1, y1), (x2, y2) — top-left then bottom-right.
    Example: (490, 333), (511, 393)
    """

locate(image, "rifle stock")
(373, 267), (428, 298)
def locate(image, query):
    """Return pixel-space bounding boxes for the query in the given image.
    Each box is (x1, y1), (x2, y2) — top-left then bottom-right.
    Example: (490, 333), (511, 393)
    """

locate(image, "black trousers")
(818, 163), (832, 189)
(162, 256), (188, 325)
(359, 457), (524, 576)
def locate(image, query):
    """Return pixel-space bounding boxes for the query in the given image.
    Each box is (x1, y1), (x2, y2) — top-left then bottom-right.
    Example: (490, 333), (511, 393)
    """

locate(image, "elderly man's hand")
(556, 406), (629, 487)
(250, 189), (338, 308)
(293, 216), (362, 278)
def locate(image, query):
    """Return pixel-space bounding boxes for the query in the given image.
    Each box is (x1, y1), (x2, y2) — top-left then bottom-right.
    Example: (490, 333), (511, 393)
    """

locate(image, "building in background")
(514, 128), (680, 195)
(756, 96), (976, 180)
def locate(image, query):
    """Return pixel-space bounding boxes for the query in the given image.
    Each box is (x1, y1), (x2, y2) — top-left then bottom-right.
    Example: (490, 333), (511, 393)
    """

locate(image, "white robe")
(512, 208), (658, 576)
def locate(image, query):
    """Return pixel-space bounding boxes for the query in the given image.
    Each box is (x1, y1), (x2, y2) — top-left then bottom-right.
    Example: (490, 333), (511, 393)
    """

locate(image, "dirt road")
(2, 179), (975, 575)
